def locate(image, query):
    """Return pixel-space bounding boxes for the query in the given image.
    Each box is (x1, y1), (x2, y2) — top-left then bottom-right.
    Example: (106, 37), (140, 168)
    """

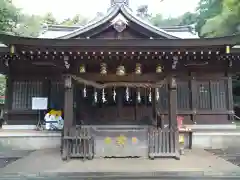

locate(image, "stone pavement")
(0, 148), (240, 175)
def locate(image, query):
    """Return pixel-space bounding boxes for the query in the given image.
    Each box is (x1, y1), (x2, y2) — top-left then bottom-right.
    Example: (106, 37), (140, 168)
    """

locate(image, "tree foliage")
(60, 14), (88, 26)
(14, 14), (43, 37)
(150, 12), (197, 27)
(199, 0), (240, 37)
(0, 0), (20, 32)
(0, 0), (89, 37)
(136, 5), (152, 20)
(136, 4), (198, 28)
(42, 12), (58, 25)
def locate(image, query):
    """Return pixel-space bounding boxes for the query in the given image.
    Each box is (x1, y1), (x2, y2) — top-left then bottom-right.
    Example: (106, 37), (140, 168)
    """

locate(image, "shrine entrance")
(73, 76), (159, 158)
(74, 86), (154, 126)
(61, 74), (180, 159)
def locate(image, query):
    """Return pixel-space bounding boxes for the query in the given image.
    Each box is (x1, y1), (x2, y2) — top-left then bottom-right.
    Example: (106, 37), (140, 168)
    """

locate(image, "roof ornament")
(111, 0), (129, 7)
(112, 14), (128, 32)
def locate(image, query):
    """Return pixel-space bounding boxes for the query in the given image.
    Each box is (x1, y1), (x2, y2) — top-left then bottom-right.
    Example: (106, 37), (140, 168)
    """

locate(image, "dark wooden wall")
(4, 72), (233, 125)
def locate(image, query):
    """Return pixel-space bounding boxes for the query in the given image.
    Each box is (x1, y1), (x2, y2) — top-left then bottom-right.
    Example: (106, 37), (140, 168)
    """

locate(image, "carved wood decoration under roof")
(56, 1), (181, 39)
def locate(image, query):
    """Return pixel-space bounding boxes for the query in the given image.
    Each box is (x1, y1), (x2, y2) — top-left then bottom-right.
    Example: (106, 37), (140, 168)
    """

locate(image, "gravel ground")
(0, 158), (19, 168)
(0, 173), (240, 180)
(0, 150), (33, 169)
(205, 148), (240, 167)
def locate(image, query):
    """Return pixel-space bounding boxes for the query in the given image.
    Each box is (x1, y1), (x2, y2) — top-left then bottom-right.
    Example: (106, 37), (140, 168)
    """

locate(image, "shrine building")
(0, 0), (240, 160)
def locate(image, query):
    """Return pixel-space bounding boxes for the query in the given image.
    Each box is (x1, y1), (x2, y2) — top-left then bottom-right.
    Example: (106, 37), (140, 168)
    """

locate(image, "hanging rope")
(71, 75), (166, 89)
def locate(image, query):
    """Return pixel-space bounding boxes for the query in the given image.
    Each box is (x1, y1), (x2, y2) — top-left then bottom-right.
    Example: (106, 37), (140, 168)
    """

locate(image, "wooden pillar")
(3, 74), (12, 124)
(168, 75), (180, 160)
(226, 74), (234, 121)
(168, 76), (177, 127)
(42, 77), (50, 121)
(63, 75), (74, 130)
(62, 75), (74, 160)
(190, 75), (197, 124)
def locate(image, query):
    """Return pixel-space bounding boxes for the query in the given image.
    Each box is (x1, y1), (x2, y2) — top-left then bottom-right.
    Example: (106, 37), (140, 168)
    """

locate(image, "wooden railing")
(61, 126), (180, 160)
(61, 127), (94, 160)
(148, 127), (180, 160)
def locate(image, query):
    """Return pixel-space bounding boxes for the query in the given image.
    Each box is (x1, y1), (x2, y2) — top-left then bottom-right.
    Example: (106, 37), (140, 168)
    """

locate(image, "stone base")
(2, 125), (36, 130)
(193, 131), (240, 149)
(0, 130), (61, 151)
(186, 124), (236, 130)
(0, 124), (239, 151)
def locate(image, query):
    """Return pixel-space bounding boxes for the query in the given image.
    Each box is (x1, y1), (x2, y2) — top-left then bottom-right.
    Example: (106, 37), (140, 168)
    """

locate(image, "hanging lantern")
(100, 63), (107, 75)
(156, 88), (160, 101)
(116, 65), (125, 76)
(156, 65), (162, 73)
(126, 87), (129, 101)
(226, 45), (230, 54)
(135, 63), (142, 75)
(10, 45), (15, 54)
(79, 64), (86, 73)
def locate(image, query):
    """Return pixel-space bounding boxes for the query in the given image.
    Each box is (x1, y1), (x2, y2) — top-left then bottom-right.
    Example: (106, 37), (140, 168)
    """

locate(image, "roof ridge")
(120, 5), (181, 39)
(56, 3), (181, 39)
(57, 5), (120, 39)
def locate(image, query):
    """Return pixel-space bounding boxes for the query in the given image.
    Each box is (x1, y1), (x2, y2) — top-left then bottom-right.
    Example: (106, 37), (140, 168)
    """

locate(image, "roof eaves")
(57, 5), (120, 39)
(0, 43), (8, 53)
(120, 5), (182, 39)
(47, 25), (80, 32)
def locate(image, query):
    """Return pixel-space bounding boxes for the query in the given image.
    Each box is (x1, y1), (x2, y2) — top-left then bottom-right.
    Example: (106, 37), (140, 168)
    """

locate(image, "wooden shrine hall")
(0, 0), (240, 160)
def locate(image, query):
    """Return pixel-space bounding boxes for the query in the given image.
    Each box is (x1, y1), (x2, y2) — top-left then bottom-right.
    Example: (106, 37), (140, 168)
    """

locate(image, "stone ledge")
(0, 130), (61, 137)
(186, 124), (236, 130)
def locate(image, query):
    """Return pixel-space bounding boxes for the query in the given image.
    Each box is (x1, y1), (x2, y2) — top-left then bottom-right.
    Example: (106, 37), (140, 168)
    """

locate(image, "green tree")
(0, 0), (20, 32)
(150, 12), (197, 27)
(179, 12), (198, 26)
(42, 12), (57, 25)
(14, 14), (43, 37)
(136, 5), (152, 20)
(199, 0), (240, 37)
(195, 0), (224, 36)
(60, 14), (88, 26)
(71, 14), (88, 25)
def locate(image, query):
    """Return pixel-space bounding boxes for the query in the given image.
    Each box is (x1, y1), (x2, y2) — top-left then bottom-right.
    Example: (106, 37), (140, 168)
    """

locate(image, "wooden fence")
(61, 126), (180, 160)
(148, 127), (180, 160)
(61, 127), (94, 160)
